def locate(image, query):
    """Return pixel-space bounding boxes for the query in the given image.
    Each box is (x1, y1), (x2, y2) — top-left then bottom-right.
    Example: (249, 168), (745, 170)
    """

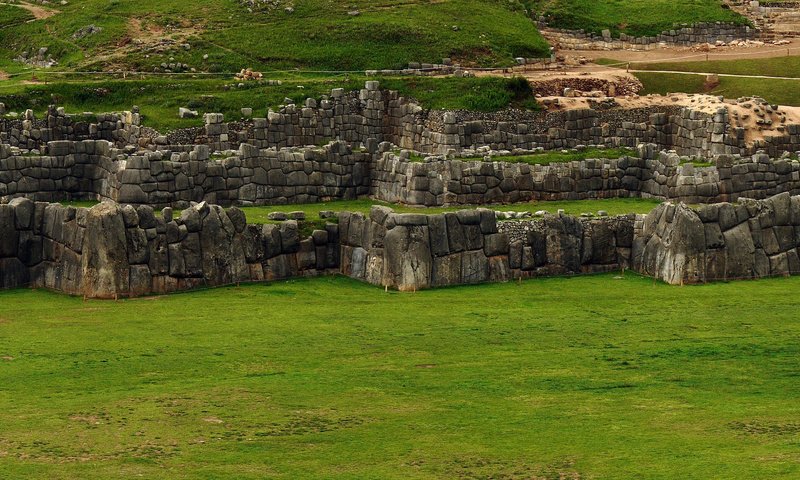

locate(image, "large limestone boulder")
(81, 203), (130, 298)
(383, 224), (432, 291)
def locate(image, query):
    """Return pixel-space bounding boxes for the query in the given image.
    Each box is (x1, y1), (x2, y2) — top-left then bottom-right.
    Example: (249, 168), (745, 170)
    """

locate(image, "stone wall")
(0, 199), (339, 297)
(4, 194), (800, 297)
(541, 22), (757, 51)
(370, 145), (800, 207)
(0, 199), (633, 297)
(0, 140), (372, 208)
(0, 106), (140, 150)
(5, 83), (799, 159)
(3, 140), (800, 209)
(633, 192), (800, 284)
(338, 206), (633, 291)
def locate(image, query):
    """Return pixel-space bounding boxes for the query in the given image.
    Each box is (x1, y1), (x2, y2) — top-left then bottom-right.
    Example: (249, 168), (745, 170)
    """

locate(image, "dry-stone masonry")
(0, 200), (633, 296)
(633, 192), (800, 284)
(3, 84), (799, 159)
(2, 193), (800, 296)
(5, 139), (800, 209)
(3, 82), (800, 296)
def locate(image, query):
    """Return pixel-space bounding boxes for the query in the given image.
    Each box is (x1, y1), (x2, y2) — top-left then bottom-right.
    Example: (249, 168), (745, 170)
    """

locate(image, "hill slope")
(527, 0), (748, 37)
(0, 0), (550, 74)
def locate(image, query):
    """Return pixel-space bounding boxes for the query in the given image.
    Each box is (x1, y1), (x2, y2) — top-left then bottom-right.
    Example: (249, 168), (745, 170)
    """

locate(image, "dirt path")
(0, 1), (59, 20)
(561, 41), (800, 65)
(0, 70), (8, 81)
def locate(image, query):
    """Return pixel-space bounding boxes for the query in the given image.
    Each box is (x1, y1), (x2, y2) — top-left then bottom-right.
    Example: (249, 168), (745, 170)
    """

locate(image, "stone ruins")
(2, 82), (800, 296)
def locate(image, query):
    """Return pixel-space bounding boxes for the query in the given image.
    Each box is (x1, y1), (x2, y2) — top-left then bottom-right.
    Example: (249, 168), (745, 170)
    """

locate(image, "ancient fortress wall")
(3, 140), (800, 209)
(634, 192), (800, 284)
(372, 146), (800, 206)
(0, 199), (633, 297)
(3, 192), (799, 297)
(2, 83), (799, 159)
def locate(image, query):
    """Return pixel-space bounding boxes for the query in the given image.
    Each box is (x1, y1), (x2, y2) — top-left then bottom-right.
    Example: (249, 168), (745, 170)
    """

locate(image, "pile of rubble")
(239, 0), (294, 13)
(15, 47), (58, 68)
(691, 38), (792, 51)
(531, 76), (642, 98)
(235, 68), (264, 81)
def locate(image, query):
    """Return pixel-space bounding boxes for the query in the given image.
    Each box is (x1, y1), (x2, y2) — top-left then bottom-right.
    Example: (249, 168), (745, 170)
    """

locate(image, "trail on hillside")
(0, 1), (59, 20)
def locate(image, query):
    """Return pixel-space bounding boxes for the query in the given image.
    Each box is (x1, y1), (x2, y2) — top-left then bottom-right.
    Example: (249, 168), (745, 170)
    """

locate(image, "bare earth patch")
(0, 1), (59, 20)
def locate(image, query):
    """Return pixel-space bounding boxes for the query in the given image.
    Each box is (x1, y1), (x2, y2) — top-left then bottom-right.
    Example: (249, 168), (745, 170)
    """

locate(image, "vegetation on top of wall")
(491, 147), (636, 166)
(0, 76), (541, 132)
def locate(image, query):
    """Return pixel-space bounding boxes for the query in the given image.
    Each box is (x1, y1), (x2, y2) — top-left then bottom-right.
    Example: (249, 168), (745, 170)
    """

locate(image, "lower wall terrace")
(0, 200), (633, 297)
(634, 192), (800, 284)
(2, 193), (799, 297)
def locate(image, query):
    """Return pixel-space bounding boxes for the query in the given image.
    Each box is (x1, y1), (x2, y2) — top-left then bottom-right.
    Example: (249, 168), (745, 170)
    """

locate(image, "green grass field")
(526, 0), (747, 37)
(0, 4), (33, 28)
(62, 198), (663, 225)
(631, 55), (800, 79)
(634, 72), (800, 107)
(1, 273), (799, 478)
(597, 55), (800, 106)
(0, 0), (549, 75)
(494, 146), (635, 166)
(0, 76), (538, 131)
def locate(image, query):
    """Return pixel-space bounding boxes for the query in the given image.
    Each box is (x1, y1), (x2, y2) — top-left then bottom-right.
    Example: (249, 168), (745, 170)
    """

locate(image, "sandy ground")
(0, 1), (59, 20)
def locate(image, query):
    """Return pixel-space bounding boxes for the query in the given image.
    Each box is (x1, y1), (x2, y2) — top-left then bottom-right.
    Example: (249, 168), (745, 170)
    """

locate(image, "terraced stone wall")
(633, 192), (800, 284)
(0, 200), (339, 297)
(542, 22), (757, 51)
(338, 206), (634, 291)
(5, 83), (799, 159)
(3, 140), (800, 209)
(370, 145), (800, 206)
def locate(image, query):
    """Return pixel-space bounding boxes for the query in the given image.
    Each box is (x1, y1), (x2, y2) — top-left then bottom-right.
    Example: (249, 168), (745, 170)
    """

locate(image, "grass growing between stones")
(492, 146), (635, 166)
(526, 0), (748, 37)
(236, 197), (663, 224)
(1, 273), (800, 478)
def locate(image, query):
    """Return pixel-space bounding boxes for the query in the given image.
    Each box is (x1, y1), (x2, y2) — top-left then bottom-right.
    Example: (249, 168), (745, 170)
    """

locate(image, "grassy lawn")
(185, 198), (663, 224)
(0, 0), (549, 75)
(493, 146), (635, 166)
(630, 56), (800, 79)
(0, 4), (33, 28)
(1, 273), (799, 478)
(526, 0), (747, 37)
(634, 72), (800, 106)
(0, 76), (539, 132)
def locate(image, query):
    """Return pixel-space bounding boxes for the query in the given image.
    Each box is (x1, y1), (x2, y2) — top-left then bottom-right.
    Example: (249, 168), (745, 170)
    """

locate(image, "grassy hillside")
(0, 4), (33, 28)
(0, 0), (550, 74)
(527, 0), (748, 37)
(1, 274), (800, 478)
